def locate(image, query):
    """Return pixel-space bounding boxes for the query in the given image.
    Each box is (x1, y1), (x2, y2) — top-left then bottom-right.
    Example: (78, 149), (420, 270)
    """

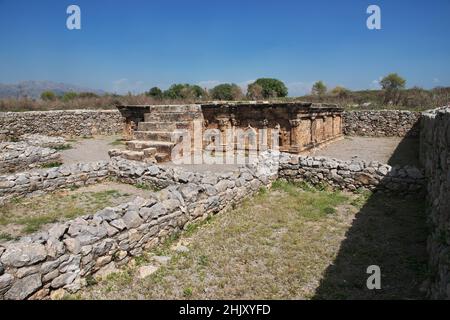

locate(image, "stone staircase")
(110, 105), (202, 163)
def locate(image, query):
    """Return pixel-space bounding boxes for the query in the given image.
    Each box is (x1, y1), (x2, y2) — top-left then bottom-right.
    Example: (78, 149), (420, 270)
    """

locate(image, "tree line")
(35, 73), (448, 111)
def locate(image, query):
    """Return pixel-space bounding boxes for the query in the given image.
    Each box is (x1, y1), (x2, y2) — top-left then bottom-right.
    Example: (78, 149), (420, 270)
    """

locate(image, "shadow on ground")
(313, 127), (429, 300)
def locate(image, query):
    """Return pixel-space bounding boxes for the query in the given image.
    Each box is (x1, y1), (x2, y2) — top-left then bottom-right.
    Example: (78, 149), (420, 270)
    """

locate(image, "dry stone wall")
(0, 110), (123, 140)
(0, 161), (109, 204)
(343, 110), (421, 137)
(278, 154), (425, 194)
(420, 107), (450, 299)
(0, 142), (61, 174)
(0, 152), (279, 299)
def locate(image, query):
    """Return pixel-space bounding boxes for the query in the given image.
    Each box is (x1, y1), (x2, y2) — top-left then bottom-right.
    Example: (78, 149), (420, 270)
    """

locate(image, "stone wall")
(343, 110), (421, 137)
(0, 110), (124, 140)
(0, 142), (61, 174)
(278, 154), (425, 194)
(0, 153), (278, 299)
(0, 161), (110, 204)
(419, 107), (450, 299)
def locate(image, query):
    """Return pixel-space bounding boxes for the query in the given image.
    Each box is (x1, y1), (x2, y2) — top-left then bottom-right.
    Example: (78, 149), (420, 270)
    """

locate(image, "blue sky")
(0, 0), (449, 96)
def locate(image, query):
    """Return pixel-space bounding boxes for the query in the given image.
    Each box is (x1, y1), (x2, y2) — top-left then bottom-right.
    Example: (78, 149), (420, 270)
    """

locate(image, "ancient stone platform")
(114, 102), (344, 163)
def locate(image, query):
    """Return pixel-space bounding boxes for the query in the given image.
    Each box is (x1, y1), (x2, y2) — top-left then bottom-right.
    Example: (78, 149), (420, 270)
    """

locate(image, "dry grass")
(0, 95), (200, 112)
(80, 181), (428, 300)
(1, 86), (448, 112)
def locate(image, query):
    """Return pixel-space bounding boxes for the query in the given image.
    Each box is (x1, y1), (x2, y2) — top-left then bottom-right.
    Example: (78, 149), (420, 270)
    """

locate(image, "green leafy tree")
(146, 87), (163, 99)
(62, 92), (78, 102)
(210, 83), (243, 100)
(380, 73), (406, 105)
(163, 84), (206, 100)
(189, 85), (206, 99)
(380, 73), (406, 91)
(246, 83), (264, 100)
(311, 81), (327, 97)
(249, 78), (288, 98)
(40, 91), (56, 101)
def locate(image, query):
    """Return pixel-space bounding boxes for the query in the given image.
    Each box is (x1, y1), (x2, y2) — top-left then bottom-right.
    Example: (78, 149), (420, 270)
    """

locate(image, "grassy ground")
(80, 181), (428, 300)
(0, 182), (150, 240)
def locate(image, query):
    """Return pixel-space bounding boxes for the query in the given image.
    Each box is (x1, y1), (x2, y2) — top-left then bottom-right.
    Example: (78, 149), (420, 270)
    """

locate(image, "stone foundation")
(116, 102), (344, 163)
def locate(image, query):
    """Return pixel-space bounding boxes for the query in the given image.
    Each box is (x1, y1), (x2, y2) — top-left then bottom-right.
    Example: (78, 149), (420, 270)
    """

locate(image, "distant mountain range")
(0, 81), (106, 99)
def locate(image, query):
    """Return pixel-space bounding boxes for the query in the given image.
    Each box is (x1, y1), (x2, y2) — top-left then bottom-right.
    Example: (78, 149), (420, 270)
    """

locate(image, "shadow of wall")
(312, 119), (429, 299)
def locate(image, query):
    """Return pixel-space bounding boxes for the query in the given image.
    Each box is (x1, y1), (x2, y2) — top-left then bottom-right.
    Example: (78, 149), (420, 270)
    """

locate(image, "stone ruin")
(111, 102), (344, 163)
(0, 104), (449, 300)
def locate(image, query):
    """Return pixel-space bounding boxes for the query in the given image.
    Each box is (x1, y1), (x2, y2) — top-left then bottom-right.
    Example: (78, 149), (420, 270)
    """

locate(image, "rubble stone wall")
(0, 161), (110, 204)
(0, 153), (278, 299)
(343, 110), (421, 137)
(278, 154), (425, 194)
(0, 142), (61, 174)
(419, 107), (450, 299)
(0, 110), (123, 140)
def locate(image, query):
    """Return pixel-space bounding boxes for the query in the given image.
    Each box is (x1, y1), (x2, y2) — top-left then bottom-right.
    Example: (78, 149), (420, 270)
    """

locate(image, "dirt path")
(61, 135), (125, 165)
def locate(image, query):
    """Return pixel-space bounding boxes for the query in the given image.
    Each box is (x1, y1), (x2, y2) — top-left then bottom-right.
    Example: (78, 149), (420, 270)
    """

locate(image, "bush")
(210, 83), (243, 100)
(163, 84), (206, 100)
(40, 91), (56, 101)
(146, 87), (163, 99)
(62, 92), (78, 102)
(331, 86), (350, 99)
(78, 92), (99, 99)
(249, 78), (288, 98)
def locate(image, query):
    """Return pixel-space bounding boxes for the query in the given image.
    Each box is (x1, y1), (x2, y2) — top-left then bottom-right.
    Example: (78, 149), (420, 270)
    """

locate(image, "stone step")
(133, 131), (173, 142)
(126, 140), (175, 154)
(138, 121), (192, 131)
(108, 149), (156, 163)
(144, 112), (201, 122)
(155, 153), (171, 162)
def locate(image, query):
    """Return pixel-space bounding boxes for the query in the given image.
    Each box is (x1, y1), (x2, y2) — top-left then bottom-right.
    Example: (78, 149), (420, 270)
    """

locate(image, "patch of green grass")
(85, 275), (98, 287)
(0, 232), (14, 241)
(198, 255), (209, 267)
(133, 182), (161, 192)
(40, 161), (63, 169)
(183, 287), (193, 297)
(53, 144), (72, 151)
(0, 188), (132, 236)
(350, 189), (372, 209)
